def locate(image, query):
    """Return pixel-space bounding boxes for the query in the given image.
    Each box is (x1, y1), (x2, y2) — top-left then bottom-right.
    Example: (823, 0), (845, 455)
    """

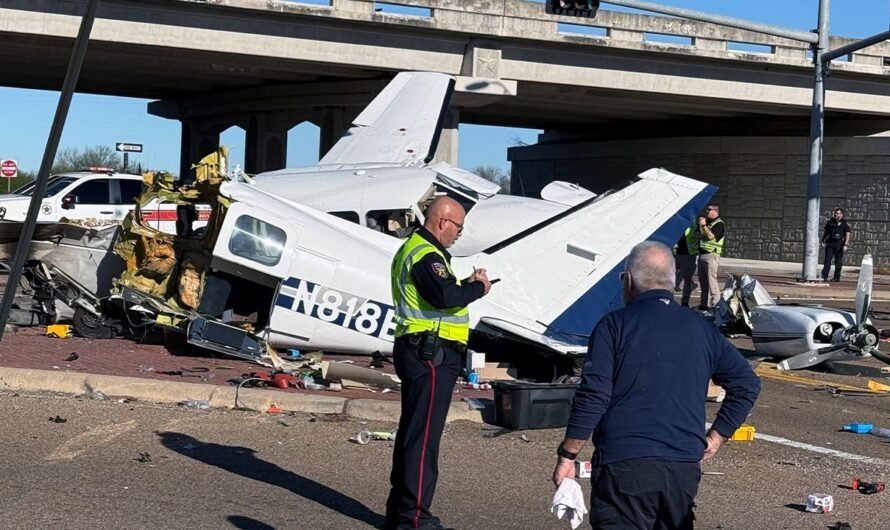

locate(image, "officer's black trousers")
(385, 335), (461, 529)
(822, 243), (844, 281)
(588, 459), (700, 530)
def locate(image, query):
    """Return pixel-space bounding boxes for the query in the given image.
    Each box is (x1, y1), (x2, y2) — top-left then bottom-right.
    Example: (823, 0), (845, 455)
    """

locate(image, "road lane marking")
(706, 423), (890, 467)
(754, 432), (890, 466)
(46, 420), (137, 461)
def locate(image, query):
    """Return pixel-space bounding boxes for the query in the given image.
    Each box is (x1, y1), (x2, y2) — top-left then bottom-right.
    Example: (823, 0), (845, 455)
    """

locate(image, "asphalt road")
(3, 366), (890, 530)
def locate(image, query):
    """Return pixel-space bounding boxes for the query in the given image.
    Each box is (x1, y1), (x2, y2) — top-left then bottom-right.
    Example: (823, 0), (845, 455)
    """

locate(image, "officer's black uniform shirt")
(409, 227), (485, 310)
(822, 218), (850, 245)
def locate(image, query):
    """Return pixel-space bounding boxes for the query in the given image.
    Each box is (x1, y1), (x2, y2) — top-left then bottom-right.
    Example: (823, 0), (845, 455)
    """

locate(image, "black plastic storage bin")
(493, 381), (578, 430)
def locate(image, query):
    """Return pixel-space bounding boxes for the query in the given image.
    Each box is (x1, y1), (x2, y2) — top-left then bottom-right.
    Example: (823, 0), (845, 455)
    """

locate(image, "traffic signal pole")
(0, 0), (101, 342)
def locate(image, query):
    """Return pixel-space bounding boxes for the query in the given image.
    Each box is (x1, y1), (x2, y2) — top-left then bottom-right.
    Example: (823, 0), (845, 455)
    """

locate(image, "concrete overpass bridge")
(6, 0), (890, 268)
(4, 0), (890, 175)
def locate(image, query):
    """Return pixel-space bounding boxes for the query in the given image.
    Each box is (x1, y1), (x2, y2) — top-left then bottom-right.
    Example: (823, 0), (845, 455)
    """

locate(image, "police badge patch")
(431, 262), (449, 278)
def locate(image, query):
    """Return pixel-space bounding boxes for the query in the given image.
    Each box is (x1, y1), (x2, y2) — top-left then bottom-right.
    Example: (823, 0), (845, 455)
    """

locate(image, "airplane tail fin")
(318, 72), (455, 166)
(470, 168), (716, 352)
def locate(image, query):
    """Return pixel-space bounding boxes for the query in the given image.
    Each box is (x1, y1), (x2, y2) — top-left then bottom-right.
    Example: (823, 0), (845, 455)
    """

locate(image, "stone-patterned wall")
(508, 137), (890, 270)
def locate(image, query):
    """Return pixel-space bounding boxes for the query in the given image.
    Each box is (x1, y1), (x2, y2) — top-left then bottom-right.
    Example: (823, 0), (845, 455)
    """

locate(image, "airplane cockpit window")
(328, 211), (360, 224)
(229, 215), (287, 267)
(366, 209), (418, 239)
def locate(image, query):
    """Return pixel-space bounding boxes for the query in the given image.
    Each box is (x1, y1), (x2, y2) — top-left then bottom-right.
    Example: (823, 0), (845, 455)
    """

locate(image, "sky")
(1, 0), (888, 175)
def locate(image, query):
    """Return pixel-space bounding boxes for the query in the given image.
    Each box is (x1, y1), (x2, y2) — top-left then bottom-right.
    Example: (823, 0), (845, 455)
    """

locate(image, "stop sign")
(0, 160), (17, 178)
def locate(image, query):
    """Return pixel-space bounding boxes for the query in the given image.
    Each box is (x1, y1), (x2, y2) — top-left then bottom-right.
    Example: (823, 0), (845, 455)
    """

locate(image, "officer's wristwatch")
(556, 442), (578, 461)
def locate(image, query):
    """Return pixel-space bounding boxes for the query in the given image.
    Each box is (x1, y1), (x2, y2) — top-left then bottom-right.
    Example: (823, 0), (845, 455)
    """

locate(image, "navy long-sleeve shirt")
(410, 227), (485, 309)
(565, 289), (761, 465)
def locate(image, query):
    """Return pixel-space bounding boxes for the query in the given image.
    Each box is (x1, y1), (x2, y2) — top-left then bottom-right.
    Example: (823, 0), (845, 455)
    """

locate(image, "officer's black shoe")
(392, 518), (455, 530)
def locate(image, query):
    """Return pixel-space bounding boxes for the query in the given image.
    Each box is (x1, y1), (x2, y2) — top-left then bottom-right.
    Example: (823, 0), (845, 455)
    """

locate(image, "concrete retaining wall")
(509, 136), (890, 269)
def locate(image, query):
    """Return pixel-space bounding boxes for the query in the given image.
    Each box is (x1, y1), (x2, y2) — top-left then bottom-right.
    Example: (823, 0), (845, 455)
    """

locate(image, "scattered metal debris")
(520, 434), (530, 443)
(64, 352), (78, 362)
(180, 400), (210, 411)
(87, 390), (108, 401)
(135, 452), (152, 463)
(48, 415), (67, 423)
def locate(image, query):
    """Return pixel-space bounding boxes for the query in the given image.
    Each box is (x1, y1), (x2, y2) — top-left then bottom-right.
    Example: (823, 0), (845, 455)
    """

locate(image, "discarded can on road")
(181, 400), (211, 411)
(805, 493), (833, 513)
(356, 430), (397, 445)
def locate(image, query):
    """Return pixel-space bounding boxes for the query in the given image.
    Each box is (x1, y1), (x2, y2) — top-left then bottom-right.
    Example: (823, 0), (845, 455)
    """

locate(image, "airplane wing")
(318, 72), (456, 166)
(461, 168), (717, 354)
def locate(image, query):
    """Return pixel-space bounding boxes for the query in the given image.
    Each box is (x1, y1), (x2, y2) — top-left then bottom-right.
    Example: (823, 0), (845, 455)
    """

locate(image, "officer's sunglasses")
(444, 219), (464, 234)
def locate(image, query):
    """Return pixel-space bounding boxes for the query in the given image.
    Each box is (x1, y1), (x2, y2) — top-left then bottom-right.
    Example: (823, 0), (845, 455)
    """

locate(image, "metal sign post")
(0, 0), (101, 341)
(116, 142), (142, 173)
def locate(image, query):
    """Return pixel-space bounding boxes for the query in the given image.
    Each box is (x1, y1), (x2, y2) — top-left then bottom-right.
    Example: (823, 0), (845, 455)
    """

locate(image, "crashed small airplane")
(714, 255), (887, 370)
(8, 72), (714, 374)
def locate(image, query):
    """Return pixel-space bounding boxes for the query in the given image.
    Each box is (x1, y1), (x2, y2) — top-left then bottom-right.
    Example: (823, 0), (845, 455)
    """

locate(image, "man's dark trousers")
(385, 334), (461, 529)
(822, 243), (844, 281)
(588, 459), (701, 529)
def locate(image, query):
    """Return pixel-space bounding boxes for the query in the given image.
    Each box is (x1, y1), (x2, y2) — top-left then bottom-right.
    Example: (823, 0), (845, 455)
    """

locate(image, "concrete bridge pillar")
(180, 120), (229, 184)
(432, 108), (459, 165)
(245, 111), (291, 174)
(319, 107), (358, 160)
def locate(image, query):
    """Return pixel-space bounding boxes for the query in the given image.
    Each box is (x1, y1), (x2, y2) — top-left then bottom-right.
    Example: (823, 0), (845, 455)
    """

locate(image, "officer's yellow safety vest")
(391, 232), (470, 343)
(684, 225), (700, 256)
(700, 218), (725, 255)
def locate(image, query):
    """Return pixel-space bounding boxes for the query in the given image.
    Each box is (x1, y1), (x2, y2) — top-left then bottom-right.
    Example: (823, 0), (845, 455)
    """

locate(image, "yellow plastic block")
(730, 424), (756, 442)
(46, 324), (73, 339)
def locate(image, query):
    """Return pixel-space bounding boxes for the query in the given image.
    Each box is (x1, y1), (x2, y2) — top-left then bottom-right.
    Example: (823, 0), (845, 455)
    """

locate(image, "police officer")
(385, 196), (491, 530)
(821, 208), (852, 282)
(674, 220), (699, 308)
(696, 204), (725, 312)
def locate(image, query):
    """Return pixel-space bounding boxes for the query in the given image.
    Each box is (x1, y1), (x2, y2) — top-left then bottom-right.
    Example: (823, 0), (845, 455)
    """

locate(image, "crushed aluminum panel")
(540, 181), (596, 207)
(429, 161), (501, 197)
(319, 72), (455, 166)
(478, 317), (586, 355)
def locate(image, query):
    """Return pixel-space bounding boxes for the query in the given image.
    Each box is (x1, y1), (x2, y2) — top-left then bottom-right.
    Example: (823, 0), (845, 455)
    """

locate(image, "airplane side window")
(229, 215), (287, 267)
(366, 209), (417, 239)
(328, 211), (360, 224)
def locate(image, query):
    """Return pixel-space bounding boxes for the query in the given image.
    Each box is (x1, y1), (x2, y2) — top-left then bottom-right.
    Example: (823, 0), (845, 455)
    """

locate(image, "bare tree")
(472, 164), (511, 192)
(52, 145), (122, 174)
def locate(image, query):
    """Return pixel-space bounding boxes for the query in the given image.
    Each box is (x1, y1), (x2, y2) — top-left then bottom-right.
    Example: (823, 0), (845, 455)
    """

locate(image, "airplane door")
(212, 202), (331, 346)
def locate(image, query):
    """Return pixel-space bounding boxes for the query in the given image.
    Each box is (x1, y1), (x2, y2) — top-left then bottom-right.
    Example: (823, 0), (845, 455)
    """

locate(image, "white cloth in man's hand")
(551, 478), (587, 529)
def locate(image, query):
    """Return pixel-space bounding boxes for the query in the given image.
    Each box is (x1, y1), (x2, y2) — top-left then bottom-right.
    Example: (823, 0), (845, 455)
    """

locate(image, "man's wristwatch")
(556, 443), (578, 461)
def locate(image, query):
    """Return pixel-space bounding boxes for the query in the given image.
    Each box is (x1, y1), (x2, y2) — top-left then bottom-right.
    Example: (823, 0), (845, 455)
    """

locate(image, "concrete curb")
(0, 367), (483, 424)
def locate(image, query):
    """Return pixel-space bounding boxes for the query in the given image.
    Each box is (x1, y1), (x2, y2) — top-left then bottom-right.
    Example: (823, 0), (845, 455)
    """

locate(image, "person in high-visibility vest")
(385, 196), (491, 530)
(674, 221), (699, 308)
(696, 204), (725, 311)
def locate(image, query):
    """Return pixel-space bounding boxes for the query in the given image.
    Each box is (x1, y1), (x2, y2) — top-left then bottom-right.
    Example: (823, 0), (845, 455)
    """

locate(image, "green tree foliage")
(472, 165), (511, 193)
(52, 145), (122, 174)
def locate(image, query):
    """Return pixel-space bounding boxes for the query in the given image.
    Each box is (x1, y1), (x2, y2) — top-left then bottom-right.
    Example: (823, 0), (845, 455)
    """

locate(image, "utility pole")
(802, 0), (831, 281)
(0, 0), (100, 342)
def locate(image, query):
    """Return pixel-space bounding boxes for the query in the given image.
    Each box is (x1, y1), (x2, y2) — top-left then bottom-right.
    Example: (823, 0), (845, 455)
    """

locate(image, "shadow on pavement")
(227, 515), (275, 530)
(159, 432), (385, 528)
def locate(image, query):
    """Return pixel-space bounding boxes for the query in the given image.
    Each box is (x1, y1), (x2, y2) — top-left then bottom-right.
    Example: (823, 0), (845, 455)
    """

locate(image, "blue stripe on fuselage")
(544, 184), (718, 345)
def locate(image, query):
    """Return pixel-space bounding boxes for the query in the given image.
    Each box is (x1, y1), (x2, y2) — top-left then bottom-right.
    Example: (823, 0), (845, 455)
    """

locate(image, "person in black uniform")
(385, 196), (491, 530)
(821, 208), (852, 282)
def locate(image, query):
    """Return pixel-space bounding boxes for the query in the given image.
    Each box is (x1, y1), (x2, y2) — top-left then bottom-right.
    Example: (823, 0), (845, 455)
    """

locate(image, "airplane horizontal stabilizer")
(319, 72), (455, 166)
(475, 168), (716, 347)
